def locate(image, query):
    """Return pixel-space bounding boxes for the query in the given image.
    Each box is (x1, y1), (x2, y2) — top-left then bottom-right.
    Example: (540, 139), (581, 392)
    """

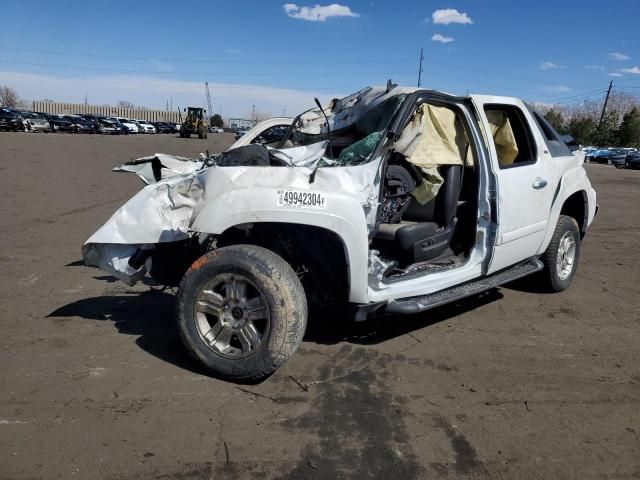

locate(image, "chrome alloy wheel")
(194, 274), (270, 359)
(556, 231), (577, 281)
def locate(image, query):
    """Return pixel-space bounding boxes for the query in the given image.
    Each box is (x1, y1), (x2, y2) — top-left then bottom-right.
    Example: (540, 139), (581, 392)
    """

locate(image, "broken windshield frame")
(276, 93), (408, 167)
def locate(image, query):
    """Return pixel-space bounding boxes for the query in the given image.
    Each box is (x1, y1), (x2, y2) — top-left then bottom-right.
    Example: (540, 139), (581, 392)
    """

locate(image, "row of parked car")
(0, 107), (182, 135)
(582, 147), (640, 169)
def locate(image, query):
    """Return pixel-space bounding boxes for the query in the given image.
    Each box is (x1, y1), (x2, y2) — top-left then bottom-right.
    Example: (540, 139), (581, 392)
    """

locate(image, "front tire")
(177, 245), (307, 382)
(540, 215), (581, 292)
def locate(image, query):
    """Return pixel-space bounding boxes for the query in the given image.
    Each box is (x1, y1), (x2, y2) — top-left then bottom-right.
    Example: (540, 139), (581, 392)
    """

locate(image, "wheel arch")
(539, 187), (589, 255)
(216, 222), (352, 306)
(560, 190), (588, 238)
(194, 218), (369, 304)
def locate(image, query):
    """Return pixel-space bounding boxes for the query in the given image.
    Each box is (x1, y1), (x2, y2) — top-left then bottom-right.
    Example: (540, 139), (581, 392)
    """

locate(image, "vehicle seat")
(376, 165), (462, 264)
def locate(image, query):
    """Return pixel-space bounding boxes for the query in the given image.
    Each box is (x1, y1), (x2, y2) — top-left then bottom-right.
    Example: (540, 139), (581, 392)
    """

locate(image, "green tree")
(617, 107), (640, 148)
(544, 108), (567, 134)
(568, 116), (597, 146)
(593, 111), (619, 146)
(210, 114), (224, 128)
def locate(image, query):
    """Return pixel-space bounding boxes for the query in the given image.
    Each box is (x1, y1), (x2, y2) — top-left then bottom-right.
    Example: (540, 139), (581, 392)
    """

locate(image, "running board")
(384, 258), (543, 315)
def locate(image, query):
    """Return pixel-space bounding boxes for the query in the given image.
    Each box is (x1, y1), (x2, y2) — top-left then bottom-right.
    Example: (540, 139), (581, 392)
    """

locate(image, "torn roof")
(298, 85), (419, 135)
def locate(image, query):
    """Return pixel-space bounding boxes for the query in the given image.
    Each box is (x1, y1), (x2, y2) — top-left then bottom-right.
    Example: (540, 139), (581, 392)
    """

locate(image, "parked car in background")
(97, 118), (121, 135)
(208, 126), (224, 133)
(76, 114), (103, 133)
(623, 152), (640, 169)
(21, 112), (50, 132)
(105, 117), (130, 134)
(45, 114), (76, 133)
(585, 148), (617, 164)
(152, 122), (173, 134)
(116, 117), (140, 134)
(136, 120), (156, 134)
(0, 108), (24, 131)
(64, 115), (95, 133)
(610, 149), (631, 168)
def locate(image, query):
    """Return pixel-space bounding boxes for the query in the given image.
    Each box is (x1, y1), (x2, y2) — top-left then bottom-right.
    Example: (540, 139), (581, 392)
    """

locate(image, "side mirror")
(562, 134), (579, 152)
(183, 108), (186, 112)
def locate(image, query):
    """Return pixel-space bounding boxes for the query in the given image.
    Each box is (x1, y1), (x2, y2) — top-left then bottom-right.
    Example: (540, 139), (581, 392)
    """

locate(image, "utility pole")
(417, 48), (424, 88)
(205, 82), (213, 117)
(84, 92), (88, 105)
(598, 81), (614, 128)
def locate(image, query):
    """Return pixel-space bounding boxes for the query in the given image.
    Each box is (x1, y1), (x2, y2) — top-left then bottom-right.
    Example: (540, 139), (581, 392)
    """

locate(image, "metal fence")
(30, 101), (182, 123)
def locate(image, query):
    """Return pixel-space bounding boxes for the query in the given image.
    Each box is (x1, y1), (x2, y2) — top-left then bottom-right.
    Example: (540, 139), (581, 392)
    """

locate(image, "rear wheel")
(607, 158), (613, 165)
(177, 245), (307, 382)
(540, 215), (581, 292)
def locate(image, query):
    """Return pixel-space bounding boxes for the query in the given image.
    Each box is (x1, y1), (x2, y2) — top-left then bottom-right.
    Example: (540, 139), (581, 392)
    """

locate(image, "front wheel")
(607, 159), (613, 165)
(540, 215), (581, 292)
(177, 245), (307, 382)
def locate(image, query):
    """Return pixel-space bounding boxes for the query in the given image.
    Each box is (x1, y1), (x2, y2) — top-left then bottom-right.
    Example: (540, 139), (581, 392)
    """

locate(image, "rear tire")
(177, 245), (307, 382)
(540, 215), (581, 292)
(607, 159), (613, 165)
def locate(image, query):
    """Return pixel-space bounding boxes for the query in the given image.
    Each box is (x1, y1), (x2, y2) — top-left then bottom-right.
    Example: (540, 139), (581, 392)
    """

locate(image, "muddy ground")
(0, 131), (638, 479)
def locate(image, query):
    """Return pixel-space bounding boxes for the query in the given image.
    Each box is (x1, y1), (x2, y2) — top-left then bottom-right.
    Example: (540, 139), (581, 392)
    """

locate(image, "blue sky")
(1, 0), (639, 117)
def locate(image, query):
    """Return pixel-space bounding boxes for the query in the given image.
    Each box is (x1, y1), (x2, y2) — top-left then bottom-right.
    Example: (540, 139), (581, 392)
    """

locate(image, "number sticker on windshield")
(277, 190), (327, 209)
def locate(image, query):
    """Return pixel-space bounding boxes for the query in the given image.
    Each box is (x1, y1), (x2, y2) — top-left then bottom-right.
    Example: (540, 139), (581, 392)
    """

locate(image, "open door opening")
(371, 101), (479, 281)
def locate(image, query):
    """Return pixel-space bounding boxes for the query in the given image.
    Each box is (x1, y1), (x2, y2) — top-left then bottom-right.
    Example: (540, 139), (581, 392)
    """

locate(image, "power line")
(540, 88), (608, 104)
(0, 45), (415, 65)
(0, 60), (415, 78)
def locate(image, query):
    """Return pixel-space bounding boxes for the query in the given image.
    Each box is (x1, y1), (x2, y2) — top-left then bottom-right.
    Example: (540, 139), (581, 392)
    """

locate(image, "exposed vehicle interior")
(371, 100), (482, 281)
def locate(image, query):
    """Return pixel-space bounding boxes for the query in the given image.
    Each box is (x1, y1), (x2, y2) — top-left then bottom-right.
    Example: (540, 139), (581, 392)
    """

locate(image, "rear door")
(473, 97), (560, 273)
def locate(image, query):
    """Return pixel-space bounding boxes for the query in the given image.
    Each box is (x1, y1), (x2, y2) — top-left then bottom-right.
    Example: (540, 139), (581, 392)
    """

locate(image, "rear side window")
(528, 109), (572, 157)
(484, 105), (537, 168)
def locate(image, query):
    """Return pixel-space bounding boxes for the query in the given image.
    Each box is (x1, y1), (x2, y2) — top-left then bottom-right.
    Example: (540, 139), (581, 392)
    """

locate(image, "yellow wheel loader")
(179, 107), (208, 139)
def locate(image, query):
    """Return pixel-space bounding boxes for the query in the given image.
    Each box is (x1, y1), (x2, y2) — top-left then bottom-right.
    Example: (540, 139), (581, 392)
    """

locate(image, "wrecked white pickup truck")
(83, 84), (597, 381)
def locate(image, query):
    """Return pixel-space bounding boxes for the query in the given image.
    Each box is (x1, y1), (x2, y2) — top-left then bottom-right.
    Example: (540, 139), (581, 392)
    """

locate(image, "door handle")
(532, 177), (548, 189)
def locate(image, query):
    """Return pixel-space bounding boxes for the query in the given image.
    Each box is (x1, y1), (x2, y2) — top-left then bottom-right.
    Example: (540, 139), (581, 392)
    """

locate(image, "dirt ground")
(0, 131), (638, 480)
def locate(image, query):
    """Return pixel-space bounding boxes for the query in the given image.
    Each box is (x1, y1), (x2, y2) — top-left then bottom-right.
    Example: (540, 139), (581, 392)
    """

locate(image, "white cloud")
(432, 9), (473, 25)
(542, 85), (572, 93)
(540, 61), (566, 71)
(432, 33), (454, 44)
(609, 52), (630, 61)
(620, 67), (640, 75)
(584, 65), (604, 71)
(0, 71), (343, 118)
(609, 72), (623, 77)
(283, 3), (359, 21)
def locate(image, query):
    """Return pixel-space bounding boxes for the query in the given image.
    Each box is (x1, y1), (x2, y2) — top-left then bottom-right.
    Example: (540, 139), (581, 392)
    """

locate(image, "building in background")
(31, 101), (182, 123)
(228, 118), (255, 130)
